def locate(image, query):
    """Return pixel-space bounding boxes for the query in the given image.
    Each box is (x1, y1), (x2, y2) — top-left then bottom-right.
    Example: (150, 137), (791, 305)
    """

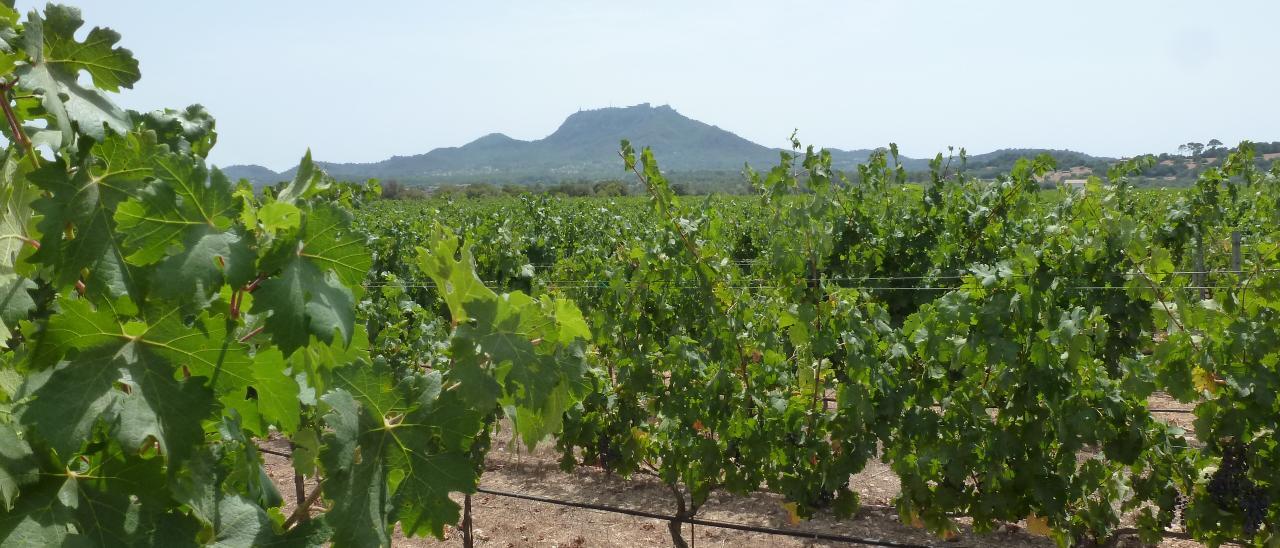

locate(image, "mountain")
(224, 104), (799, 185)
(220, 164), (282, 183)
(221, 104), (1122, 186)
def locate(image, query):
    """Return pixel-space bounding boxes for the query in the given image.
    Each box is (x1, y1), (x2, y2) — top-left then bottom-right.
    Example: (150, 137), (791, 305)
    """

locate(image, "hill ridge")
(228, 104), (1252, 187)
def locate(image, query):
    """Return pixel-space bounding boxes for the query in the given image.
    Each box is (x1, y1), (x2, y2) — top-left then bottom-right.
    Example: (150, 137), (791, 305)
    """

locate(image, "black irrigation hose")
(256, 444), (1204, 546)
(257, 446), (293, 459)
(474, 486), (953, 548)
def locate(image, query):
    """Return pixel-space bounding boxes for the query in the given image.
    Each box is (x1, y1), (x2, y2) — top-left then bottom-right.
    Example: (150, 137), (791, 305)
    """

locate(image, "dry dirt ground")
(262, 394), (1206, 548)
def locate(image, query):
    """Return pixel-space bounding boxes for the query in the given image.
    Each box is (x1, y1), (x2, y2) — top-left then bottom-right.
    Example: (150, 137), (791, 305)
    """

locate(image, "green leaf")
(275, 150), (331, 205)
(110, 152), (253, 308)
(151, 226), (254, 308)
(0, 476), (74, 546)
(141, 310), (253, 402)
(0, 149), (37, 272)
(16, 6), (135, 143)
(115, 152), (238, 265)
(252, 257), (355, 357)
(28, 133), (162, 303)
(134, 105), (218, 158)
(415, 223), (591, 449)
(207, 493), (275, 547)
(242, 349), (301, 435)
(457, 294), (590, 448)
(0, 276), (34, 346)
(264, 515), (332, 548)
(252, 203), (370, 355)
(19, 343), (215, 464)
(259, 201), (301, 234)
(20, 301), (241, 463)
(291, 204), (370, 288)
(318, 389), (390, 548)
(320, 363), (484, 546)
(0, 422), (37, 511)
(37, 4), (140, 91)
(415, 223), (496, 323)
(0, 153), (36, 347)
(27, 296), (124, 368)
(51, 444), (201, 547)
(284, 325), (370, 399)
(173, 448), (276, 548)
(290, 427), (320, 478)
(1147, 247), (1174, 283)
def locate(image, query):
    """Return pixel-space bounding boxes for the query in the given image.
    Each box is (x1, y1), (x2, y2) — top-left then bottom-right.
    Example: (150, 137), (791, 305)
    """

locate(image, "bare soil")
(262, 393), (1206, 547)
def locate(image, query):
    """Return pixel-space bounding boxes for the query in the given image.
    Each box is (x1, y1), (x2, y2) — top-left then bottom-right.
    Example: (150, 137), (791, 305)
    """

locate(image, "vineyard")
(1, 4), (1278, 548)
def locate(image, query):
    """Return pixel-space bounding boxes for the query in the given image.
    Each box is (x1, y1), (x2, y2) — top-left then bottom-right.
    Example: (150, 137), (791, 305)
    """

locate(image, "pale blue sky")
(25, 1), (1280, 170)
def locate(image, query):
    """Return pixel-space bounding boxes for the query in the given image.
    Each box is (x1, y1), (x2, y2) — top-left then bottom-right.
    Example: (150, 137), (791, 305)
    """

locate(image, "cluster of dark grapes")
(1240, 487), (1271, 537)
(1206, 441), (1270, 537)
(805, 480), (848, 509)
(1173, 490), (1188, 529)
(596, 433), (620, 472)
(725, 440), (741, 463)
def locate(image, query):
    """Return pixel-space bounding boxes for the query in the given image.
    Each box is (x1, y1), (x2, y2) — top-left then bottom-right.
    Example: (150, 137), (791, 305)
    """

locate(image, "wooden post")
(1194, 237), (1206, 300)
(462, 494), (474, 548)
(291, 439), (308, 524)
(1231, 231), (1242, 272)
(293, 472), (306, 523)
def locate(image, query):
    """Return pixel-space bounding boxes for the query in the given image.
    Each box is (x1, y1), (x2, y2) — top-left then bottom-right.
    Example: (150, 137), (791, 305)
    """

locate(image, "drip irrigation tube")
(474, 486), (953, 548)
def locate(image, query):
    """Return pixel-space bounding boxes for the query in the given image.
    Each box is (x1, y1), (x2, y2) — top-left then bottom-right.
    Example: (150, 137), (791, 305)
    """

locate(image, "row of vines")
(0, 3), (1277, 548)
(361, 137), (1278, 547)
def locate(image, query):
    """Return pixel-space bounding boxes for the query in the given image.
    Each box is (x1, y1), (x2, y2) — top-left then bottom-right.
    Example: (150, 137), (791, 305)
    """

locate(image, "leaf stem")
(245, 273), (268, 293)
(283, 479), (326, 530)
(238, 325), (265, 344)
(0, 80), (40, 170)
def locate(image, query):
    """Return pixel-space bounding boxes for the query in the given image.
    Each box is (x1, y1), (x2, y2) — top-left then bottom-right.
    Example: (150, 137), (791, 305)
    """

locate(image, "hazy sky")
(22, 1), (1279, 170)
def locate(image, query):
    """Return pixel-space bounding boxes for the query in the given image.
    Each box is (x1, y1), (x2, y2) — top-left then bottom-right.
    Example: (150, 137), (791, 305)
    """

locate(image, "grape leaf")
(174, 447), (276, 548)
(19, 343), (214, 465)
(0, 476), (74, 546)
(19, 300), (247, 463)
(50, 444), (202, 547)
(235, 348), (301, 435)
(133, 105), (218, 158)
(252, 203), (370, 355)
(26, 297), (122, 367)
(0, 150), (36, 270)
(0, 6), (18, 52)
(0, 422), (37, 511)
(317, 389), (390, 548)
(275, 150), (330, 205)
(150, 226), (255, 308)
(27, 132), (161, 304)
(320, 362), (483, 546)
(0, 153), (36, 347)
(458, 295), (590, 448)
(114, 152), (237, 264)
(113, 153), (252, 306)
(258, 201), (301, 235)
(37, 4), (140, 91)
(16, 5), (135, 143)
(415, 223), (495, 323)
(417, 228), (591, 449)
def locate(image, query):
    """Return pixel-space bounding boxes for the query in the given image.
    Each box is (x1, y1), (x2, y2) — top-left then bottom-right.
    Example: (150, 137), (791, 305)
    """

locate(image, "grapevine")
(0, 5), (592, 547)
(357, 142), (1278, 546)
